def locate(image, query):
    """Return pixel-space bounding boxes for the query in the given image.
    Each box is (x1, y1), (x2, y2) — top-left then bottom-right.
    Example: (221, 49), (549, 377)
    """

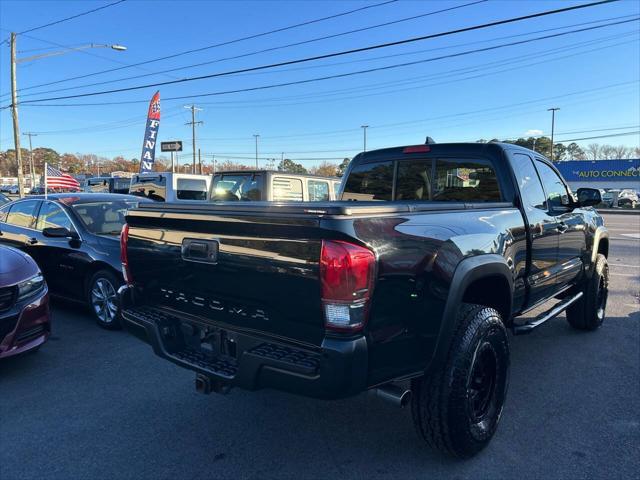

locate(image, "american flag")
(46, 164), (80, 190)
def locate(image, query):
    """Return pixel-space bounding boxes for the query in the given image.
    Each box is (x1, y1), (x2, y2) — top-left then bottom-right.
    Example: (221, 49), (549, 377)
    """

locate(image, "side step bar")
(513, 291), (583, 335)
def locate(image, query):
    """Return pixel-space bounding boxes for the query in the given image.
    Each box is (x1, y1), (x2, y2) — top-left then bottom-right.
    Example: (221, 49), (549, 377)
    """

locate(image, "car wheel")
(88, 270), (122, 330)
(566, 253), (608, 331)
(411, 304), (509, 458)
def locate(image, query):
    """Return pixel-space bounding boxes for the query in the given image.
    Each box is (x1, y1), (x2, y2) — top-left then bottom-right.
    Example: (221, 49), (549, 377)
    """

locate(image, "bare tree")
(600, 145), (616, 160)
(634, 147), (640, 158)
(585, 143), (602, 160)
(612, 145), (630, 159)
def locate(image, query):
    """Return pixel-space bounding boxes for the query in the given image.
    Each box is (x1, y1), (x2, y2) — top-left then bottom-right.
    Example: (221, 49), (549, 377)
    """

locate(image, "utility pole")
(253, 134), (260, 169)
(547, 107), (560, 162)
(212, 155), (216, 175)
(23, 132), (37, 188)
(10, 33), (25, 198)
(361, 125), (369, 152)
(198, 148), (201, 174)
(185, 105), (203, 173)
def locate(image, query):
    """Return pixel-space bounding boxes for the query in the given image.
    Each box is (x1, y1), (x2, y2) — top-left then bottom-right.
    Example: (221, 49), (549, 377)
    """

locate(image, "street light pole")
(10, 33), (25, 198)
(361, 125), (369, 152)
(10, 36), (126, 198)
(547, 107), (560, 162)
(254, 134), (260, 168)
(23, 132), (37, 188)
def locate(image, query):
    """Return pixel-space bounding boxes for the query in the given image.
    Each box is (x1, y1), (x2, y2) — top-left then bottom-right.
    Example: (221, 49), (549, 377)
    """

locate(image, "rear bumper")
(118, 286), (368, 399)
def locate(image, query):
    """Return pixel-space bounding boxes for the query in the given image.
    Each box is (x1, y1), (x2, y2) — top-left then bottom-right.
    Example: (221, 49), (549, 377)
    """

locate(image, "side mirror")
(576, 188), (601, 207)
(43, 227), (79, 240)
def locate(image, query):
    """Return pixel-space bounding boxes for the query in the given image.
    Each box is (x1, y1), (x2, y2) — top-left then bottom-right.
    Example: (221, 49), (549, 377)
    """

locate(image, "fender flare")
(425, 254), (514, 375)
(591, 226), (609, 265)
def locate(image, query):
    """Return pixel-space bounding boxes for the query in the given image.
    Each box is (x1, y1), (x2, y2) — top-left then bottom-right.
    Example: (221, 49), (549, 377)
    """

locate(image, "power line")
(11, 15), (634, 102)
(16, 13), (635, 107)
(557, 131), (640, 142)
(12, 0), (622, 104)
(14, 32), (181, 81)
(14, 0), (399, 92)
(192, 32), (638, 109)
(11, 0), (487, 97)
(17, 0), (127, 35)
(199, 81), (639, 142)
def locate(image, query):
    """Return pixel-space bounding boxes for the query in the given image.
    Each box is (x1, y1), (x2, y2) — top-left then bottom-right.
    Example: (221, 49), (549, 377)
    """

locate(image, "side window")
(512, 153), (546, 211)
(308, 180), (329, 201)
(396, 159), (432, 200)
(129, 176), (167, 201)
(333, 181), (342, 199)
(272, 177), (303, 201)
(176, 178), (207, 200)
(433, 158), (501, 202)
(6, 200), (39, 228)
(36, 203), (73, 231)
(534, 160), (571, 211)
(342, 161), (393, 201)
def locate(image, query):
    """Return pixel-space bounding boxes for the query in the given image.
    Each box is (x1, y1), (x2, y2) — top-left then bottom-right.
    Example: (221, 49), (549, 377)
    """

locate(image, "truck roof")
(352, 142), (540, 165)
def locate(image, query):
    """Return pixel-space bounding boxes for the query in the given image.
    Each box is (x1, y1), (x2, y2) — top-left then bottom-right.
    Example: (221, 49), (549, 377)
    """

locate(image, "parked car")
(0, 193), (151, 329)
(617, 188), (639, 207)
(7, 185), (19, 195)
(30, 187), (46, 195)
(601, 189), (638, 207)
(0, 245), (50, 358)
(129, 172), (211, 202)
(210, 170), (341, 201)
(85, 176), (131, 194)
(118, 142), (608, 458)
(0, 192), (10, 206)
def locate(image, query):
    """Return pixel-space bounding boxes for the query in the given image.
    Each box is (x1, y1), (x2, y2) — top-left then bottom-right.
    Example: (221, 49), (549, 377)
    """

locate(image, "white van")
(210, 170), (341, 202)
(129, 173), (211, 202)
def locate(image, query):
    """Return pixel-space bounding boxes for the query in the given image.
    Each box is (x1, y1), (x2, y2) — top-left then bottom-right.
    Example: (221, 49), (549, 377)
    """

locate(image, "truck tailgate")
(124, 204), (342, 346)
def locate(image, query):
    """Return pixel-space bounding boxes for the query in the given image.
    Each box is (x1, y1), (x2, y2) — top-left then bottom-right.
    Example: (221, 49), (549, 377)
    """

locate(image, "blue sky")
(0, 0), (639, 169)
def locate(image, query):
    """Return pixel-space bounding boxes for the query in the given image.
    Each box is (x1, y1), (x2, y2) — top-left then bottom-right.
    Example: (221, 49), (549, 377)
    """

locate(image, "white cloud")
(525, 129), (544, 136)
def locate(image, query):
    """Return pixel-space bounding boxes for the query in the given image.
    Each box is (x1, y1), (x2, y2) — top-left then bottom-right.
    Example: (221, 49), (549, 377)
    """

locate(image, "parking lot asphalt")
(1, 213), (638, 480)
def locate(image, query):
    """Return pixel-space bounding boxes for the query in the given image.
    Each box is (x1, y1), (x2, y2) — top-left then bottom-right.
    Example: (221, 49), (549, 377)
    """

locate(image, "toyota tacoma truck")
(118, 142), (609, 457)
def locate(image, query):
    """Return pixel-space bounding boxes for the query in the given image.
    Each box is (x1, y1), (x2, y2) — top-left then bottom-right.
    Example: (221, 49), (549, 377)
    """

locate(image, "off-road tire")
(411, 304), (509, 458)
(566, 253), (608, 331)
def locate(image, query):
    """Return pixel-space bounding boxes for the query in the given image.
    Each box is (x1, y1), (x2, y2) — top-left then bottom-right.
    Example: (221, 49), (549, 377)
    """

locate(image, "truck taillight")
(320, 240), (375, 332)
(120, 223), (133, 285)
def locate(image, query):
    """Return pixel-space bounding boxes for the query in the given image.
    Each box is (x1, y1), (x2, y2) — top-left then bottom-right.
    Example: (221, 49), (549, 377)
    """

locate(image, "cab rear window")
(343, 158), (501, 202)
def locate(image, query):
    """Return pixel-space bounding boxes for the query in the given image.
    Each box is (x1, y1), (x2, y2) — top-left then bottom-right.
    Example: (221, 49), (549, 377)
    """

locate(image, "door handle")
(556, 223), (568, 233)
(26, 237), (38, 245)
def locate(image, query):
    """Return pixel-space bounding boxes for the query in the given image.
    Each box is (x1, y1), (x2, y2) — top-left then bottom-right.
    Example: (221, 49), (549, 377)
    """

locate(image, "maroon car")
(0, 245), (50, 358)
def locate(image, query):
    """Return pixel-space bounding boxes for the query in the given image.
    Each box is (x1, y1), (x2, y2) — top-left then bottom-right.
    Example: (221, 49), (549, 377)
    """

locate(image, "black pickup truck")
(118, 142), (609, 457)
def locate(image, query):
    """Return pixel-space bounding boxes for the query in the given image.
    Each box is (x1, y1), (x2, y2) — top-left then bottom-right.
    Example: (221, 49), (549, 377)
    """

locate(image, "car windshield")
(70, 200), (140, 235)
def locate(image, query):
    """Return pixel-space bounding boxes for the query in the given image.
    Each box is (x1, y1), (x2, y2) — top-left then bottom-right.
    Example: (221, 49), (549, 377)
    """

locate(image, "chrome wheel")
(91, 278), (117, 324)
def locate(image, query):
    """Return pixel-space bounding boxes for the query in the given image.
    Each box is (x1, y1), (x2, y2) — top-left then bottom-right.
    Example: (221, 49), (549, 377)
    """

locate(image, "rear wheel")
(88, 270), (121, 330)
(566, 253), (608, 331)
(411, 304), (509, 458)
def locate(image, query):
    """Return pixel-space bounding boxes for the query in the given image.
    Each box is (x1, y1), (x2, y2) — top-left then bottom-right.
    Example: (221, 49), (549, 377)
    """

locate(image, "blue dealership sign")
(554, 159), (640, 182)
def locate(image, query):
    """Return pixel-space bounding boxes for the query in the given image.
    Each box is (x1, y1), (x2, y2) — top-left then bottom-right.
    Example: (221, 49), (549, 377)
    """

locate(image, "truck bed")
(121, 199), (524, 394)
